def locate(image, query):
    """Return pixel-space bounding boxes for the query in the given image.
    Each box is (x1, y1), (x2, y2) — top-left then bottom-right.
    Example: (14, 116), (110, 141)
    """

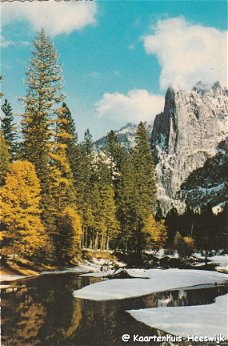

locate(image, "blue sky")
(1, 0), (227, 140)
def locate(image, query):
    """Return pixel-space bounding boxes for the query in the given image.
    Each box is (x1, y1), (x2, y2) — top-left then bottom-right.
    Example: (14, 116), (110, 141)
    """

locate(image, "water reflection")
(1, 273), (227, 346)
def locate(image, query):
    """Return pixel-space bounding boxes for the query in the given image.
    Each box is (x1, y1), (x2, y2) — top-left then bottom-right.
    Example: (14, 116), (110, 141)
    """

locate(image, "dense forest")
(0, 30), (227, 268)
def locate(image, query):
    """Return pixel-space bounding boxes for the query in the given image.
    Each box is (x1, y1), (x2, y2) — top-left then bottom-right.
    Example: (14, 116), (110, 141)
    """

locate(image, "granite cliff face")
(151, 82), (228, 215)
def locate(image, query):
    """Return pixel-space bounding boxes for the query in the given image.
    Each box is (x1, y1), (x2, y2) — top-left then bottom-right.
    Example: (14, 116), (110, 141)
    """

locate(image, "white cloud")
(87, 71), (100, 79)
(0, 34), (14, 48)
(95, 89), (164, 123)
(1, 0), (97, 36)
(129, 44), (136, 50)
(143, 17), (227, 90)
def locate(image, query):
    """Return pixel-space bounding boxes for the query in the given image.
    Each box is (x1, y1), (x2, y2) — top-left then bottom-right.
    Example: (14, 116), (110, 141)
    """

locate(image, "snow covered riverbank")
(128, 294), (228, 339)
(0, 257), (122, 287)
(73, 268), (227, 301)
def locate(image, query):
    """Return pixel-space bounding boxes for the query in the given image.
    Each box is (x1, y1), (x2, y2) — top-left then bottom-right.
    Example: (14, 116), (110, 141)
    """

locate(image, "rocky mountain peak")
(151, 82), (228, 215)
(94, 123), (138, 152)
(94, 122), (152, 152)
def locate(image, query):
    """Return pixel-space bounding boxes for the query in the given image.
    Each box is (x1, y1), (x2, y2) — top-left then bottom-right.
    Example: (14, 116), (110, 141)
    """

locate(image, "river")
(1, 272), (227, 346)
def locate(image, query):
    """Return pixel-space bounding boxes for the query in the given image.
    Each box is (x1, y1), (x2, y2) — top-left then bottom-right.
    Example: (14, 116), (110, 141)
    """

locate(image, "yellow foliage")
(142, 214), (167, 250)
(183, 236), (195, 247)
(173, 232), (195, 257)
(0, 160), (47, 257)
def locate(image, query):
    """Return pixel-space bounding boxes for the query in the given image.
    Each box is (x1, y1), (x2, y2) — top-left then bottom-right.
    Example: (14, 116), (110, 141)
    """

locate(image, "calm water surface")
(1, 272), (227, 346)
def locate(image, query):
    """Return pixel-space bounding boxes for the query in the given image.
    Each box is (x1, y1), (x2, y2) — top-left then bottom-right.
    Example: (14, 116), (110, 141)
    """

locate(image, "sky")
(1, 0), (227, 140)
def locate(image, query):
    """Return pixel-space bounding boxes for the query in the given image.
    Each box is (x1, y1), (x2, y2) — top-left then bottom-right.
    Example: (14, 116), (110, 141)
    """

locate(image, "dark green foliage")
(194, 205), (228, 254)
(130, 122), (157, 255)
(74, 129), (95, 217)
(165, 208), (192, 245)
(105, 122), (158, 256)
(55, 207), (82, 264)
(114, 154), (136, 250)
(103, 130), (135, 251)
(89, 158), (119, 250)
(131, 122), (157, 217)
(76, 131), (119, 251)
(1, 99), (18, 160)
(104, 130), (127, 183)
(166, 204), (228, 256)
(21, 29), (64, 186)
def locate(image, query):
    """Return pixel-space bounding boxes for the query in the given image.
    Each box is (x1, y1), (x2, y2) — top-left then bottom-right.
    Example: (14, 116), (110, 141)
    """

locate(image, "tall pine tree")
(21, 29), (64, 186)
(130, 122), (157, 257)
(20, 30), (82, 262)
(90, 157), (119, 250)
(74, 129), (95, 247)
(1, 99), (17, 160)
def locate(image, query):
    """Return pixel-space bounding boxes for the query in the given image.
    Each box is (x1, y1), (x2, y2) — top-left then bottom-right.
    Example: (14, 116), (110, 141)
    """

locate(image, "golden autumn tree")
(0, 160), (47, 259)
(0, 131), (10, 185)
(45, 106), (82, 262)
(142, 214), (167, 252)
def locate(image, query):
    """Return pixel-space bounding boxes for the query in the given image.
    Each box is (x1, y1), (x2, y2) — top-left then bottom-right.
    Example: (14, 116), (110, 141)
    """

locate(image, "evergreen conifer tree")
(115, 154), (136, 251)
(1, 99), (17, 160)
(74, 130), (95, 247)
(21, 29), (64, 186)
(20, 30), (82, 262)
(56, 207), (82, 264)
(104, 130), (126, 182)
(91, 158), (119, 250)
(130, 122), (157, 256)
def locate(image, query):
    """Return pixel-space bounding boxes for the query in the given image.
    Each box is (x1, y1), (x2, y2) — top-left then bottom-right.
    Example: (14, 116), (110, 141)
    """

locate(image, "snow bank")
(209, 255), (228, 272)
(0, 274), (27, 282)
(73, 269), (227, 301)
(128, 294), (228, 338)
(41, 258), (125, 276)
(194, 253), (228, 272)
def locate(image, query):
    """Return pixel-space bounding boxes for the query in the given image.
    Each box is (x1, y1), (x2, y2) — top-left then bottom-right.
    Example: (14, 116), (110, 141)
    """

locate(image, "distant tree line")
(166, 206), (228, 259)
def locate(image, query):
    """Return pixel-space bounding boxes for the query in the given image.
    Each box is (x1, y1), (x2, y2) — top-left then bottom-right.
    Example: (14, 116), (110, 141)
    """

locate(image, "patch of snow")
(73, 269), (227, 301)
(212, 202), (226, 215)
(0, 274), (27, 282)
(194, 253), (228, 272)
(41, 258), (125, 277)
(81, 270), (113, 277)
(209, 255), (228, 272)
(0, 284), (11, 289)
(128, 294), (228, 339)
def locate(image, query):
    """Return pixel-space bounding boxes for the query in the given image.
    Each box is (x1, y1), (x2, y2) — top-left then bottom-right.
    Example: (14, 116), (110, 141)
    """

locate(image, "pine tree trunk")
(81, 226), (85, 248)
(205, 249), (208, 265)
(101, 233), (105, 251)
(95, 233), (98, 250)
(106, 236), (110, 251)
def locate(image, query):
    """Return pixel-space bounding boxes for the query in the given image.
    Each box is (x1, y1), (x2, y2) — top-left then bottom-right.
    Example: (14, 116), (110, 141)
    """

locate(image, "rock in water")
(151, 82), (228, 215)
